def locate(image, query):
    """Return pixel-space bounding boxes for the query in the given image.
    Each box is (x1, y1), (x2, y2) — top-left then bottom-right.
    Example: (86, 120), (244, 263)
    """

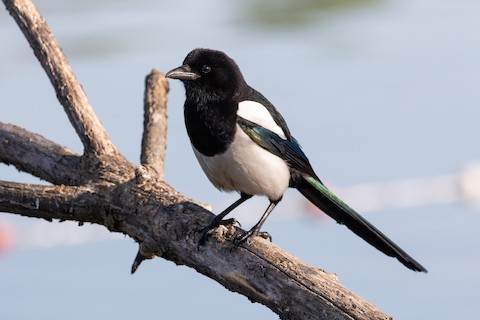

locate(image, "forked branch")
(0, 0), (393, 319)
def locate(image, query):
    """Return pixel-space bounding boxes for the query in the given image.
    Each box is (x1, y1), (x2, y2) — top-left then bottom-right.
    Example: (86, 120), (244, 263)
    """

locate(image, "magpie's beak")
(166, 65), (200, 81)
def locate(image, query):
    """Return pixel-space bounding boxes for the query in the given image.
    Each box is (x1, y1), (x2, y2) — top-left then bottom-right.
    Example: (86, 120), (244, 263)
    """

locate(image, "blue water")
(1, 0), (480, 319)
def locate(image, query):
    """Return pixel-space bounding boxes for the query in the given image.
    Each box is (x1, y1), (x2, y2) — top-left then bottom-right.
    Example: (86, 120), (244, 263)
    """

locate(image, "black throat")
(183, 86), (238, 156)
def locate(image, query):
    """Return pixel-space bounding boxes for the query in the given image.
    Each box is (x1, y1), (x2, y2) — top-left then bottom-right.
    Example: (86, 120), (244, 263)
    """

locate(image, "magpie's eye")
(201, 65), (212, 74)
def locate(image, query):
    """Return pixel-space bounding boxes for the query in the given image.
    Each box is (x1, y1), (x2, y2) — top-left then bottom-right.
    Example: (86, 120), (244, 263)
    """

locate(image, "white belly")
(193, 124), (290, 201)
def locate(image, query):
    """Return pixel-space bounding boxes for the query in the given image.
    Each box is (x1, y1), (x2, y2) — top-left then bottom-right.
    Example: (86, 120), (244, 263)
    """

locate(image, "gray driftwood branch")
(0, 0), (392, 319)
(141, 69), (169, 178)
(4, 0), (117, 157)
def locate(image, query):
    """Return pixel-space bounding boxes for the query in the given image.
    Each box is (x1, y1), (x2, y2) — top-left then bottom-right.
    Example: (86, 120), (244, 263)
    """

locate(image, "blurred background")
(1, 0), (479, 319)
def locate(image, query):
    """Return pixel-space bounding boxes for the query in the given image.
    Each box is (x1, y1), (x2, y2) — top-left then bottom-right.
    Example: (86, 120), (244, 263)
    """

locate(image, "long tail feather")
(297, 175), (427, 272)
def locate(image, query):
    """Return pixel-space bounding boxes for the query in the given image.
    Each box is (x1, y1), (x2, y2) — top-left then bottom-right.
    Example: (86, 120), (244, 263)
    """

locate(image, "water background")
(1, 0), (480, 319)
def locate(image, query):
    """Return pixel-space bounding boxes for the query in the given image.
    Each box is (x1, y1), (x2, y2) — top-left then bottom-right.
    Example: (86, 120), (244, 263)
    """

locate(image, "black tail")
(296, 175), (427, 272)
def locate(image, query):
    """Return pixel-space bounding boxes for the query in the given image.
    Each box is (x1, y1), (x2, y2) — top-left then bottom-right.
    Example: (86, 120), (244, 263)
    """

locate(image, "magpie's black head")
(166, 48), (246, 99)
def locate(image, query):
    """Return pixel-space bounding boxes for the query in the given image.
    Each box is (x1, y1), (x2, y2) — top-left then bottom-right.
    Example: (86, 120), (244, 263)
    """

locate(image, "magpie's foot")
(259, 231), (272, 242)
(233, 229), (272, 247)
(197, 218), (240, 248)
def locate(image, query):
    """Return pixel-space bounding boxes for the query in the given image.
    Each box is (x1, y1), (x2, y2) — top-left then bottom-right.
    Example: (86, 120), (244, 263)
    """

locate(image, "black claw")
(233, 228), (271, 246)
(197, 231), (209, 248)
(232, 231), (250, 246)
(258, 231), (272, 242)
(221, 218), (240, 228)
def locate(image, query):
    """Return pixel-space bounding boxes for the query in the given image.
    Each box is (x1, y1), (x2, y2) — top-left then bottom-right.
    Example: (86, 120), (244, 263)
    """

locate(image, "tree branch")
(3, 0), (118, 157)
(141, 69), (169, 178)
(1, 167), (392, 320)
(0, 181), (104, 224)
(0, 122), (83, 185)
(0, 0), (395, 319)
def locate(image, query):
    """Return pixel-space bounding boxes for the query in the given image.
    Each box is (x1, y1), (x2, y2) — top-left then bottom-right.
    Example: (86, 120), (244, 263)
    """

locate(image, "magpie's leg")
(198, 193), (252, 246)
(234, 197), (282, 245)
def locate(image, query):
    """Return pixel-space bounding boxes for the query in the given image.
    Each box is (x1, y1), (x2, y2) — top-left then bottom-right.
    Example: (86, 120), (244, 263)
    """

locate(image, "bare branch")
(0, 181), (104, 224)
(131, 239), (156, 274)
(3, 0), (118, 157)
(99, 170), (394, 320)
(0, 1), (397, 318)
(0, 122), (83, 185)
(1, 167), (393, 320)
(141, 69), (169, 178)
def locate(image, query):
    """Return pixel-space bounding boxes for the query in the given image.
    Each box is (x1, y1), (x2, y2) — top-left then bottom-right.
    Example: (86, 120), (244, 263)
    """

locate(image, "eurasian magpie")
(166, 48), (427, 273)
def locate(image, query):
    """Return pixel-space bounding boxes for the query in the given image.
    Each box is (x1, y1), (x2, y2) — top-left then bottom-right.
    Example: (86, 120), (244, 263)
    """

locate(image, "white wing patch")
(237, 101), (286, 139)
